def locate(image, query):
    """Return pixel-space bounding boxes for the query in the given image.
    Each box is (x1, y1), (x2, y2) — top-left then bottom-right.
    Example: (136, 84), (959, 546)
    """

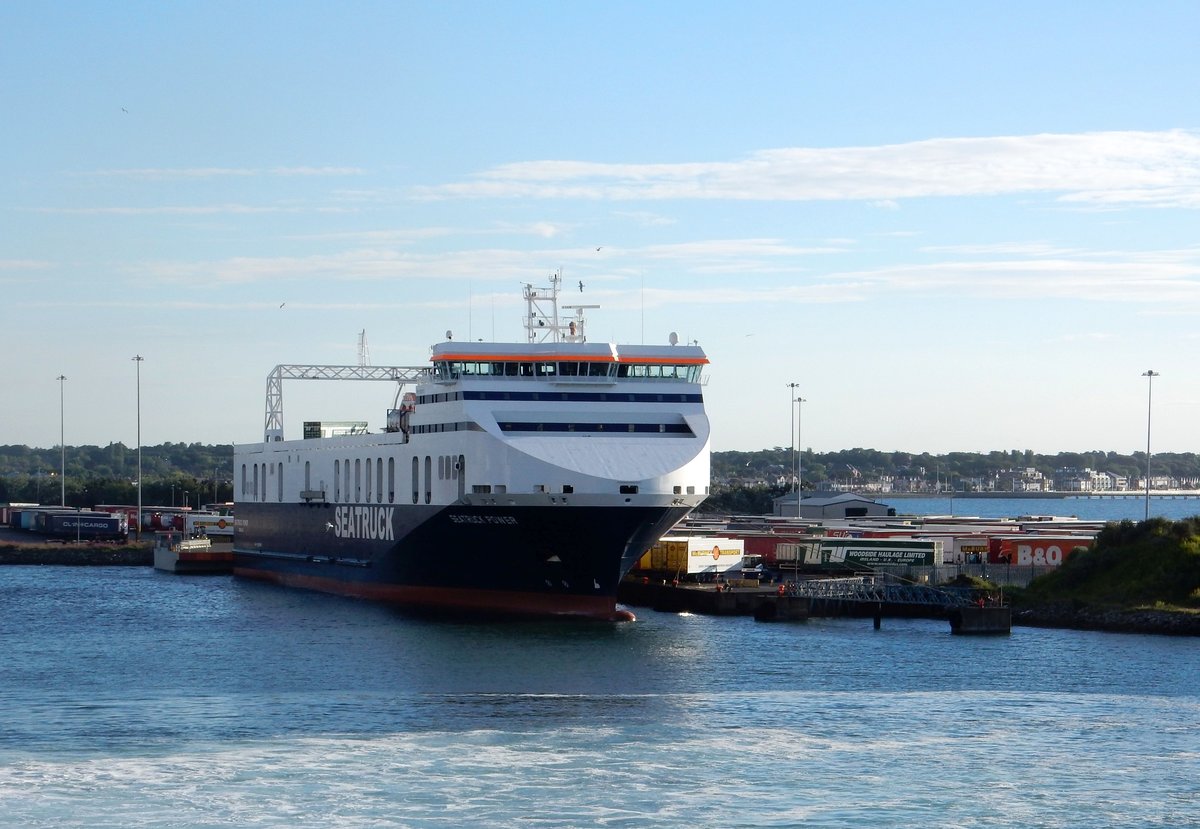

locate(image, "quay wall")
(0, 543), (151, 566)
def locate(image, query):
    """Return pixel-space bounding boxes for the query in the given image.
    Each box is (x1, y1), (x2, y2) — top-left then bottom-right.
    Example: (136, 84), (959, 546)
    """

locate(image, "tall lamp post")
(57, 374), (66, 505)
(794, 397), (807, 514)
(1142, 369), (1159, 521)
(786, 382), (800, 506)
(133, 355), (144, 540)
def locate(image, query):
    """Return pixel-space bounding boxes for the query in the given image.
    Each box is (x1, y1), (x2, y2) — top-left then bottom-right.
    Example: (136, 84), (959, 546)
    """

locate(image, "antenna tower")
(357, 330), (371, 366)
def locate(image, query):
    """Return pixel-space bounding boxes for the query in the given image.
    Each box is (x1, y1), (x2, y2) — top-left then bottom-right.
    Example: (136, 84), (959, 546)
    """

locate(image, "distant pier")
(620, 575), (1010, 633)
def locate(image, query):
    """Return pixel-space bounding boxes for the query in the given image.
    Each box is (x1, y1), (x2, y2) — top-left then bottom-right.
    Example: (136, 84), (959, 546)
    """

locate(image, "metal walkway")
(787, 577), (977, 608)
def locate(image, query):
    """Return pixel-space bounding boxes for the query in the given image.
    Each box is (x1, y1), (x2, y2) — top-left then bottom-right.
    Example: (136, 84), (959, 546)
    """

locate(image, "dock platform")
(152, 533), (233, 574)
(619, 579), (810, 620)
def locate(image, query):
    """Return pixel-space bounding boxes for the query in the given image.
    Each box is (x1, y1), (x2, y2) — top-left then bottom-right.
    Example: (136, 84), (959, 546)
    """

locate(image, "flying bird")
(595, 246), (602, 251)
(121, 107), (128, 113)
(578, 280), (584, 292)
(279, 302), (286, 308)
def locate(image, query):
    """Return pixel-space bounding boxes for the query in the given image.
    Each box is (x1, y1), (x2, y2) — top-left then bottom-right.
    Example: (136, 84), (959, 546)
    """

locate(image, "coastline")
(872, 490), (1200, 499)
(1014, 602), (1200, 636)
(3, 533), (1196, 637)
(0, 542), (151, 566)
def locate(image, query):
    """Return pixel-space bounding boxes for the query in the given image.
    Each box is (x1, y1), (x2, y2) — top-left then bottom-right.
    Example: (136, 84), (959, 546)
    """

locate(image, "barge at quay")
(233, 274), (711, 619)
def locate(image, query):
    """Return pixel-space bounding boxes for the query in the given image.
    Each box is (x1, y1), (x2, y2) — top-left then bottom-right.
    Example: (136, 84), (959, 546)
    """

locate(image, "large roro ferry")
(233, 274), (711, 619)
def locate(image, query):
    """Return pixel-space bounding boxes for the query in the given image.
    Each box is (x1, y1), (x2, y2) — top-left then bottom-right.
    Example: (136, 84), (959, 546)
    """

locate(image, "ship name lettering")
(333, 506), (396, 541)
(448, 514), (518, 526)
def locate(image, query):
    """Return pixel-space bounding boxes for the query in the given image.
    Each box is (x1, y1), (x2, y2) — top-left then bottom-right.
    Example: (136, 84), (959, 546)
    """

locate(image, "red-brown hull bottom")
(234, 565), (636, 621)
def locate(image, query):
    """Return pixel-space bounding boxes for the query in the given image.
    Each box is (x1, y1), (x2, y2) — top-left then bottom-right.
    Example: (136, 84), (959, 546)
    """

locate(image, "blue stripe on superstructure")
(497, 422), (693, 435)
(419, 391), (704, 404)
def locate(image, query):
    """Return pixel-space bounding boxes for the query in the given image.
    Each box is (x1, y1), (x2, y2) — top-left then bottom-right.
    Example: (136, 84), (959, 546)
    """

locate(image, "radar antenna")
(523, 270), (598, 344)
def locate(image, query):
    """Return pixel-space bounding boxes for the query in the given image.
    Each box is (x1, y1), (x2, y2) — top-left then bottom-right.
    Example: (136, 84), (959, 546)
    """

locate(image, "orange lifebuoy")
(712, 545), (721, 560)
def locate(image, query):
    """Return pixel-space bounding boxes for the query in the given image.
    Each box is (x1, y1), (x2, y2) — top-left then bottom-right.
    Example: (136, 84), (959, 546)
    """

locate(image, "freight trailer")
(775, 537), (942, 570)
(0, 503), (38, 525)
(987, 536), (1093, 566)
(12, 509), (38, 530)
(184, 511), (236, 538)
(34, 511), (128, 541)
(917, 534), (992, 564)
(637, 536), (745, 576)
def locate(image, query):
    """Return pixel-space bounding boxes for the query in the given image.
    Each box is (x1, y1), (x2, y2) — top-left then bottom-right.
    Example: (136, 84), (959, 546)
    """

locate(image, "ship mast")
(523, 271), (598, 344)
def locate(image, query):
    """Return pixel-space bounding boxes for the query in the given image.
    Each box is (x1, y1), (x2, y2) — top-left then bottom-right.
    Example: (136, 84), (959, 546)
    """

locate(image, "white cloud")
(918, 242), (1080, 256)
(612, 210), (678, 227)
(102, 235), (1200, 311)
(830, 256), (1200, 303)
(414, 130), (1200, 207)
(31, 204), (338, 216)
(0, 259), (52, 270)
(82, 166), (366, 180)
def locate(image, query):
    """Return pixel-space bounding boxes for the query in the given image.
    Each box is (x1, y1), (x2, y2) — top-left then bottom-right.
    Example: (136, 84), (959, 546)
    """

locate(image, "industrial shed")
(772, 492), (896, 519)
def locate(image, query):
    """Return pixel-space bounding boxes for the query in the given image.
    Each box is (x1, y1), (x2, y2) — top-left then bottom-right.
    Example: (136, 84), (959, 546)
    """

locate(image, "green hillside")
(1018, 517), (1200, 611)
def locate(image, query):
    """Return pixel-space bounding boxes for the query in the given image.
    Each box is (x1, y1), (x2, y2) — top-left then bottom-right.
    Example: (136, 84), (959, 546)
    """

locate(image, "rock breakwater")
(1015, 601), (1200, 636)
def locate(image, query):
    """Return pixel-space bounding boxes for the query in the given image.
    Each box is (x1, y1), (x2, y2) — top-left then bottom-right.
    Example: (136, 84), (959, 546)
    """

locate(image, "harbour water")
(1, 567), (1197, 827)
(885, 494), (1200, 522)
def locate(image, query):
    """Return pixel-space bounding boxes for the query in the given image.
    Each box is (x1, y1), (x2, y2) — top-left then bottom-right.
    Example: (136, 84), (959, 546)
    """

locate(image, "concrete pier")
(618, 580), (810, 620)
(949, 606), (1012, 635)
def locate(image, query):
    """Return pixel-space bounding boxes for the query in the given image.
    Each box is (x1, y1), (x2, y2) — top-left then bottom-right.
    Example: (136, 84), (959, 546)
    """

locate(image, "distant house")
(997, 467), (1048, 492)
(772, 492), (896, 519)
(1054, 467), (1114, 492)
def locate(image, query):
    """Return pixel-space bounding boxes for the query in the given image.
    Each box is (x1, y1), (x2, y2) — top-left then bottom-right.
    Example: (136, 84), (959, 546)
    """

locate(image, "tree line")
(2, 442), (1198, 511)
(0, 442), (233, 509)
(715, 447), (1200, 486)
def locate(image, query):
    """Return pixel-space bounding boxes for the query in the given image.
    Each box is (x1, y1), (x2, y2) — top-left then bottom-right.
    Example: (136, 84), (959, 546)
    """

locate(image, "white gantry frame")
(263, 364), (429, 442)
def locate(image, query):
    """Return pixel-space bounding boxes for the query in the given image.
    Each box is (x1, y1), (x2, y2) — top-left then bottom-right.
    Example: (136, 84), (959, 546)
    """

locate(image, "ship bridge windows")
(616, 363), (703, 382)
(555, 361), (616, 378)
(438, 360), (618, 379)
(434, 357), (702, 383)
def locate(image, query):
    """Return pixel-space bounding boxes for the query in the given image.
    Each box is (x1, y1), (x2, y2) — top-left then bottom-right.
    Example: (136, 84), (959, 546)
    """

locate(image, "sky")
(3, 1), (1200, 457)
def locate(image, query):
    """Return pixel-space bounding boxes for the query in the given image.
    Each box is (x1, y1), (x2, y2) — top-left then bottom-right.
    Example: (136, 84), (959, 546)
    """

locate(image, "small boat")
(153, 530), (233, 574)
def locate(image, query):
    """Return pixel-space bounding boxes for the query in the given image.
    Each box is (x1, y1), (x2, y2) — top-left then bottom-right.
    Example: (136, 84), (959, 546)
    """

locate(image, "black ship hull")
(233, 501), (691, 620)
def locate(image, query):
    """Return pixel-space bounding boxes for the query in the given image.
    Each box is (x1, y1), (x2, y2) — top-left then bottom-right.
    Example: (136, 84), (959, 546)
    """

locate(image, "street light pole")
(133, 355), (144, 540)
(57, 374), (66, 506)
(786, 382), (800, 505)
(1142, 369), (1159, 521)
(795, 397), (806, 512)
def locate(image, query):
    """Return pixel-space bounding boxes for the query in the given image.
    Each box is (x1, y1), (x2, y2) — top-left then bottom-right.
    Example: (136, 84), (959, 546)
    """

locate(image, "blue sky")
(3, 1), (1199, 456)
